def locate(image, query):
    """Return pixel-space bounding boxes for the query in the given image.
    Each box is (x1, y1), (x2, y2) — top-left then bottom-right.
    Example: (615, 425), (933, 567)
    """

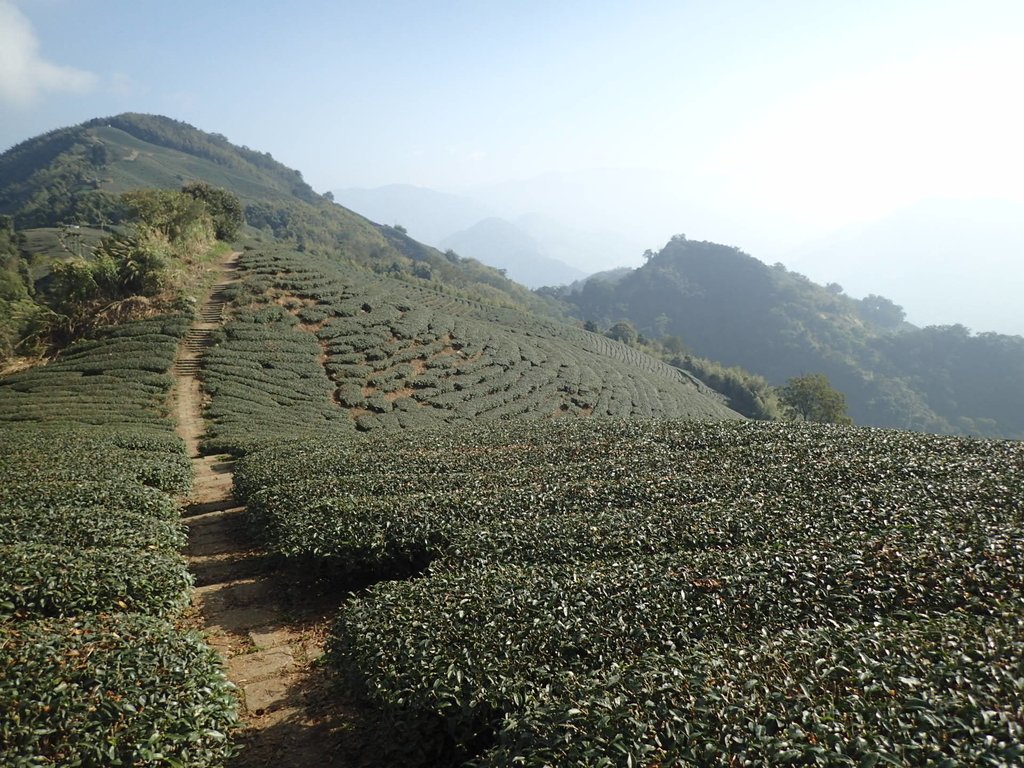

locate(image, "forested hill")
(0, 113), (319, 226)
(551, 235), (1024, 439)
(0, 113), (553, 315)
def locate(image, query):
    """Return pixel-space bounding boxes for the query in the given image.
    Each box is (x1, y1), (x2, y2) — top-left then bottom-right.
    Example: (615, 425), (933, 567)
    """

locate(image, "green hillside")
(553, 235), (1024, 439)
(0, 113), (320, 224)
(0, 113), (557, 319)
(200, 245), (739, 454)
(2, 115), (1022, 767)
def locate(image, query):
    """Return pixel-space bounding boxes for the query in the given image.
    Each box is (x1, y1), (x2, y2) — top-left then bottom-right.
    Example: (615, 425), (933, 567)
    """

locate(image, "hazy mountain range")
(332, 183), (645, 288)
(3, 113), (1022, 438)
(337, 180), (1023, 338)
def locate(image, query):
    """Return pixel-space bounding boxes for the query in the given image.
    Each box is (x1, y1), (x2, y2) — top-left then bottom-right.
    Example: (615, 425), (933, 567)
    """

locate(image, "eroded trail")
(172, 253), (357, 767)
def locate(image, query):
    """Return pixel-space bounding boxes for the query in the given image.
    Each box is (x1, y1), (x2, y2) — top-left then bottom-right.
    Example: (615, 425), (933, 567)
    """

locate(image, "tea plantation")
(234, 419), (1024, 766)
(198, 246), (739, 453)
(4, 240), (1022, 766)
(0, 317), (237, 767)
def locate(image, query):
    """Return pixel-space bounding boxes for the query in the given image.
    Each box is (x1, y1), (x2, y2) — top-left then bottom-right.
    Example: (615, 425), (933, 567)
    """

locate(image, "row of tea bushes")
(198, 247), (738, 451)
(0, 317), (237, 766)
(235, 418), (1023, 765)
(199, 305), (343, 454)
(330, 530), (1022, 753)
(236, 419), (1023, 572)
(0, 316), (189, 429)
(479, 612), (1023, 767)
(1, 614), (238, 767)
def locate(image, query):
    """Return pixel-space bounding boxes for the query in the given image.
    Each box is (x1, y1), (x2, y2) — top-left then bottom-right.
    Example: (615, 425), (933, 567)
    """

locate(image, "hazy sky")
(2, 0), (1023, 330)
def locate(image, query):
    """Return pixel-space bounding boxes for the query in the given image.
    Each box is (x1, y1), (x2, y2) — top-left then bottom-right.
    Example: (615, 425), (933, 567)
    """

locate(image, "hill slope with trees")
(0, 113), (559, 331)
(550, 235), (1024, 439)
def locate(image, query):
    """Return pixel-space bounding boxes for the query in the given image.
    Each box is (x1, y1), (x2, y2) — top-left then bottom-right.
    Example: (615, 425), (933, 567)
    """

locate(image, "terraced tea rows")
(234, 419), (1024, 765)
(7, 239), (1022, 766)
(200, 247), (738, 452)
(0, 317), (237, 767)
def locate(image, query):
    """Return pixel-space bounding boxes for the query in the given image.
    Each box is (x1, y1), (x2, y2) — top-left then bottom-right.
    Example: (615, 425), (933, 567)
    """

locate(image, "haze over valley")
(3, 0), (1022, 336)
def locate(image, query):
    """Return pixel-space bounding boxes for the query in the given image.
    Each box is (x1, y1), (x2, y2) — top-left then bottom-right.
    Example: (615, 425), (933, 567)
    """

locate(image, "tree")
(181, 182), (243, 240)
(606, 320), (639, 346)
(122, 189), (210, 242)
(858, 294), (906, 330)
(778, 373), (853, 425)
(660, 334), (689, 356)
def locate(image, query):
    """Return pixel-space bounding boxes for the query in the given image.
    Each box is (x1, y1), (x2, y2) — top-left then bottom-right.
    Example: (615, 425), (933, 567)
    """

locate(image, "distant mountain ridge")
(783, 197), (1024, 337)
(332, 183), (645, 286)
(331, 184), (495, 246)
(554, 235), (1024, 439)
(439, 217), (586, 288)
(5, 114), (1022, 440)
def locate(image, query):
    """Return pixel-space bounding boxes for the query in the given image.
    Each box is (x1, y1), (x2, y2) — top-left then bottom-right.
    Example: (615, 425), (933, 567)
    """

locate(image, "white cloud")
(0, 1), (96, 107)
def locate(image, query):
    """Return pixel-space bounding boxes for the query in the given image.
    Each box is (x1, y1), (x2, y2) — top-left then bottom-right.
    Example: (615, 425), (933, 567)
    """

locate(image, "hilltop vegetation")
(551, 235), (1024, 439)
(0, 113), (558, 324)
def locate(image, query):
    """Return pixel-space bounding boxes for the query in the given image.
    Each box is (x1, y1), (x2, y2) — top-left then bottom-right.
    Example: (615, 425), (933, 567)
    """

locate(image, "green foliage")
(670, 353), (783, 420)
(481, 614), (1023, 767)
(0, 313), (237, 764)
(122, 188), (211, 243)
(554, 235), (1024, 439)
(231, 418), (1024, 765)
(874, 324), (1024, 438)
(0, 614), (237, 767)
(779, 372), (853, 424)
(778, 372), (851, 428)
(89, 113), (320, 203)
(3, 186), (224, 359)
(0, 543), (191, 619)
(636, 333), (784, 420)
(181, 181), (243, 240)
(604, 319), (638, 345)
(200, 247), (738, 452)
(200, 302), (342, 454)
(0, 316), (190, 433)
(0, 124), (126, 229)
(0, 112), (562, 326)
(98, 235), (167, 296)
(0, 504), (184, 551)
(858, 293), (907, 330)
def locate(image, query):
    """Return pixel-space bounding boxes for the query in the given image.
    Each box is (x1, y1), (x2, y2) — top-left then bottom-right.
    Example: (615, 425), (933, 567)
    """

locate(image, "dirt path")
(171, 253), (359, 766)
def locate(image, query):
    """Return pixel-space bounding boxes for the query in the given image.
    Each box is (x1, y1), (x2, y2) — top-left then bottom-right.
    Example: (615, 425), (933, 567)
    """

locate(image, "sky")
(2, 0), (1023, 332)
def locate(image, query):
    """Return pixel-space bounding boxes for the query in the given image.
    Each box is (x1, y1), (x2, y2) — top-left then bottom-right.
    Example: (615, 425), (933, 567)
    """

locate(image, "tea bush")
(0, 614), (236, 767)
(233, 417), (1023, 765)
(200, 247), (738, 451)
(0, 314), (236, 765)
